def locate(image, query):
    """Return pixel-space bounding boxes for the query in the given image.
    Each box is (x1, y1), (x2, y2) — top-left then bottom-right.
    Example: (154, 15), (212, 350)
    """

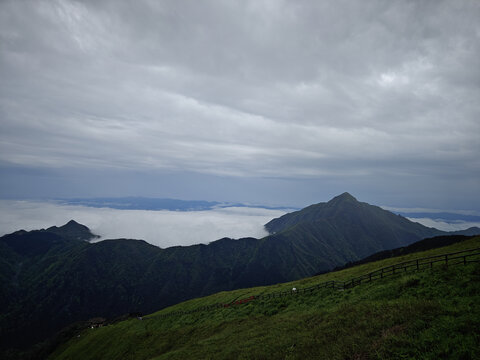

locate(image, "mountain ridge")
(1, 193), (479, 354)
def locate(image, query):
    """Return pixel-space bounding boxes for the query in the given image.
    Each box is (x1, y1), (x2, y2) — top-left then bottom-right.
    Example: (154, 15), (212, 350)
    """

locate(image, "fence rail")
(151, 247), (480, 320)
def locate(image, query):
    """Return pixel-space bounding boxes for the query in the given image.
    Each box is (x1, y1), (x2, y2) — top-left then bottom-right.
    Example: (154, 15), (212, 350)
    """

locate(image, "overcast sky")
(1, 0), (479, 210)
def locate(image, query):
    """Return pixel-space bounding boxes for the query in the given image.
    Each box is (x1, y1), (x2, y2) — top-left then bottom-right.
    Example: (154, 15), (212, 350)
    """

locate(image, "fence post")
(416, 259), (419, 270)
(381, 268), (383, 278)
(445, 254), (448, 268)
(464, 256), (467, 265)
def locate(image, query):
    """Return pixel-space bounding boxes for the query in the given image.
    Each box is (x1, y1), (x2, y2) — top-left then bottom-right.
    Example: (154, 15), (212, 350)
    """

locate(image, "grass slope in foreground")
(50, 237), (480, 360)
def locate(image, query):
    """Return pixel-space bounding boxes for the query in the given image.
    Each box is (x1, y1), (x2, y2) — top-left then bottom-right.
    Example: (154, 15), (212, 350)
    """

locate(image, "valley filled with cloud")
(2, 199), (479, 248)
(0, 200), (288, 247)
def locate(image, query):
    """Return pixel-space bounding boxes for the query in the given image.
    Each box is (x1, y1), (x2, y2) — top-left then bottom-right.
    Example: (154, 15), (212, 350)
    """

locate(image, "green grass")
(49, 237), (480, 360)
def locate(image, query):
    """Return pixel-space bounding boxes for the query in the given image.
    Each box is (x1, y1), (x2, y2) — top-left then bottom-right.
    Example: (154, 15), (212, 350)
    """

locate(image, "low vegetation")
(49, 237), (480, 359)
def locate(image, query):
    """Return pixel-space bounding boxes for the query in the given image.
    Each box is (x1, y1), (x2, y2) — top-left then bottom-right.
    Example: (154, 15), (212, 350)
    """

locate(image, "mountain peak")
(328, 192), (358, 204)
(62, 219), (84, 229)
(47, 220), (99, 241)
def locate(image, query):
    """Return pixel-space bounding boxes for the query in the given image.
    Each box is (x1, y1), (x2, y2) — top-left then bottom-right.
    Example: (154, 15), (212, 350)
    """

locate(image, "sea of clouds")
(1, 200), (478, 249)
(405, 218), (480, 232)
(0, 200), (289, 248)
(382, 206), (480, 232)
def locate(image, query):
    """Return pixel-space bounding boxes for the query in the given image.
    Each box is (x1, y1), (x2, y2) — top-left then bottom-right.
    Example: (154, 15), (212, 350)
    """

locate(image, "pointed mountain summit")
(65, 219), (82, 227)
(46, 220), (99, 241)
(0, 220), (99, 258)
(264, 193), (444, 257)
(327, 192), (358, 205)
(265, 192), (364, 234)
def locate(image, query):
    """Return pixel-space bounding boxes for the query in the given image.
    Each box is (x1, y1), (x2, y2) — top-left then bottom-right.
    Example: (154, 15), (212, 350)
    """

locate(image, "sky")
(0, 0), (479, 210)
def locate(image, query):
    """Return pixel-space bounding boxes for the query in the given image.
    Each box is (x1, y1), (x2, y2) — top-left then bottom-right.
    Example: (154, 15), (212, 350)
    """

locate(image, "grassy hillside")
(49, 237), (480, 360)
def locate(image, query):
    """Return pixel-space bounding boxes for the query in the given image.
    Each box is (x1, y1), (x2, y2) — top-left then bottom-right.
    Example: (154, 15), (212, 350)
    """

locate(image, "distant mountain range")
(393, 211), (480, 223)
(56, 197), (294, 211)
(1, 192), (479, 354)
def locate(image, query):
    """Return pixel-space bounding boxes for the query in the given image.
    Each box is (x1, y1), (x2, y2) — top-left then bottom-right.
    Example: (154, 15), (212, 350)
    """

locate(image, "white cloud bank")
(407, 217), (480, 233)
(383, 206), (480, 216)
(0, 200), (288, 247)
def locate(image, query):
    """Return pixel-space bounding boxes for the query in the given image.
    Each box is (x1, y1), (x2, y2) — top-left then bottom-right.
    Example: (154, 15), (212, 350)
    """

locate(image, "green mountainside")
(48, 237), (480, 360)
(1, 194), (479, 356)
(265, 193), (441, 243)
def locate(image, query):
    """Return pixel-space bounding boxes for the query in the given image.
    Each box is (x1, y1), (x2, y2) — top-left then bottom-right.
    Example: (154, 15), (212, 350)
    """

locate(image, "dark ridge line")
(322, 234), (479, 275)
(149, 247), (480, 320)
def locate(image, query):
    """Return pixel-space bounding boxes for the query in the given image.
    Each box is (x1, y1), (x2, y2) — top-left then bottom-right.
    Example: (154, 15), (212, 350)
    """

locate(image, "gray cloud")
(0, 0), (479, 208)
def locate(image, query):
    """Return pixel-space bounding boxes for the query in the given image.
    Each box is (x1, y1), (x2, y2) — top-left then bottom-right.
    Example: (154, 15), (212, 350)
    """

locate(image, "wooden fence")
(152, 247), (480, 320)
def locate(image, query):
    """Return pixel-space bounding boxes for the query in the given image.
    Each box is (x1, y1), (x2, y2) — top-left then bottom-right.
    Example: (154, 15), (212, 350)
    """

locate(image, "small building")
(88, 317), (106, 328)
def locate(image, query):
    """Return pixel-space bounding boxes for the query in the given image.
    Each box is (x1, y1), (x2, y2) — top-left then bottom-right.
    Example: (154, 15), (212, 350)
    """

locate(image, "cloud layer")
(407, 218), (480, 232)
(1, 200), (477, 248)
(0, 0), (479, 209)
(0, 200), (287, 247)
